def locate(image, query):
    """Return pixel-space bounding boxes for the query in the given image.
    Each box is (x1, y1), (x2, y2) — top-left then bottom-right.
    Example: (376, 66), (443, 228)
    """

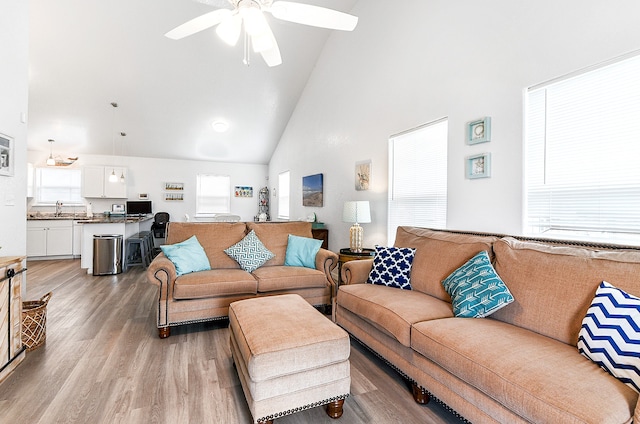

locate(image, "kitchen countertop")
(28, 214), (153, 224)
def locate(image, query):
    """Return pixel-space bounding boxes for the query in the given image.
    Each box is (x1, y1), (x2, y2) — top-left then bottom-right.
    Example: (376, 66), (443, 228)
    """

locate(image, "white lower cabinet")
(27, 220), (73, 258)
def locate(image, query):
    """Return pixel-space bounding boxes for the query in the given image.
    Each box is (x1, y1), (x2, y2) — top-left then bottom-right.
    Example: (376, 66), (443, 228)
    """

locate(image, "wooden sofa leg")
(326, 399), (345, 419)
(158, 327), (171, 339)
(411, 382), (430, 404)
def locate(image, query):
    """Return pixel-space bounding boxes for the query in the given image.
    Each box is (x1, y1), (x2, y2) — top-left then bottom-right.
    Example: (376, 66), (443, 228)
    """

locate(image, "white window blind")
(388, 118), (448, 243)
(35, 167), (82, 205)
(278, 171), (290, 220)
(525, 53), (640, 243)
(195, 174), (230, 217)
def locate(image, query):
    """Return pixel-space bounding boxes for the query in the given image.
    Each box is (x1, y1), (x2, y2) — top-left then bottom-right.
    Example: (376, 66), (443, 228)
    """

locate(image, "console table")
(0, 256), (26, 384)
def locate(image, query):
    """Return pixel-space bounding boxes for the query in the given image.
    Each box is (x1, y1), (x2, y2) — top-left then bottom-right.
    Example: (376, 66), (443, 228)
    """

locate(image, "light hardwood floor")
(0, 259), (465, 424)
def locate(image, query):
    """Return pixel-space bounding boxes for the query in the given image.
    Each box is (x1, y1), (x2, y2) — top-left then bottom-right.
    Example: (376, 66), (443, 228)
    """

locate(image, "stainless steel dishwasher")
(93, 234), (123, 275)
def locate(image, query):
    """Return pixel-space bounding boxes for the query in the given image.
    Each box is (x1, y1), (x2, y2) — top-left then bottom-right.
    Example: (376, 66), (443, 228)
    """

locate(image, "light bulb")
(109, 169), (118, 183)
(46, 155), (55, 166)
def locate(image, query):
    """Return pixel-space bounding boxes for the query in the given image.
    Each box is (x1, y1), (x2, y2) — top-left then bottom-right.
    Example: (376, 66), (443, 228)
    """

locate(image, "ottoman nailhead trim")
(256, 394), (349, 423)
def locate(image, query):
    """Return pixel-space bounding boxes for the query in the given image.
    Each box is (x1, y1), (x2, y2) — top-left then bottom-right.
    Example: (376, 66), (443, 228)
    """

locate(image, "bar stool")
(138, 231), (154, 264)
(125, 233), (150, 270)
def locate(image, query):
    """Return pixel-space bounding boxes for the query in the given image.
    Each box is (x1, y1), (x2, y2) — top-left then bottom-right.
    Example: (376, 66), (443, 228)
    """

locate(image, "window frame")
(278, 171), (290, 220)
(195, 174), (231, 218)
(34, 167), (83, 206)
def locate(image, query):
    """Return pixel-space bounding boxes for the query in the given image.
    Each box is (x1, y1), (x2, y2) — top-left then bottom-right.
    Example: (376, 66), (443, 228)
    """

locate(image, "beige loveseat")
(148, 221), (337, 338)
(336, 226), (640, 423)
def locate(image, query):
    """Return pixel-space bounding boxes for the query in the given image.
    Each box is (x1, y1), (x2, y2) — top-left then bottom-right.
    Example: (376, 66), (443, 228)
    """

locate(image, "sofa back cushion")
(165, 222), (247, 269)
(393, 227), (498, 301)
(247, 222), (313, 266)
(492, 237), (640, 346)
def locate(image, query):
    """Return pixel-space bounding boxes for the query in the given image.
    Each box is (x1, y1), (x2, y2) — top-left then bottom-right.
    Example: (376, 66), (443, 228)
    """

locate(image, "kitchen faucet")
(55, 200), (63, 217)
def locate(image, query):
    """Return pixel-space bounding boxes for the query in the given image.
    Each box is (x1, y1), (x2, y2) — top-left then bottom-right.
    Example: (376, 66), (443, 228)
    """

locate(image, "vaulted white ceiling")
(27, 0), (358, 164)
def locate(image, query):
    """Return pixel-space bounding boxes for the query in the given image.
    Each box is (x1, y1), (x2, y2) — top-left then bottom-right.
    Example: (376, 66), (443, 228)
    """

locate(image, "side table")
(337, 248), (375, 286)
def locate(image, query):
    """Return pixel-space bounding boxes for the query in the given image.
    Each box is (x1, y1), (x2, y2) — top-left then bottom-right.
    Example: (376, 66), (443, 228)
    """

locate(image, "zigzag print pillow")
(224, 230), (275, 273)
(578, 281), (640, 393)
(366, 246), (416, 290)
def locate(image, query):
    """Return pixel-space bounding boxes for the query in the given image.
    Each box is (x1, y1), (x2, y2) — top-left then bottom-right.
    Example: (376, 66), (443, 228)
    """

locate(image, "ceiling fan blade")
(258, 27), (282, 67)
(165, 9), (232, 40)
(269, 1), (358, 31)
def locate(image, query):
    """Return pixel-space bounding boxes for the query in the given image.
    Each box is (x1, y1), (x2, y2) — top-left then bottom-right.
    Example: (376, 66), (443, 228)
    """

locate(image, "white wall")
(268, 0), (640, 251)
(27, 151), (268, 223)
(0, 0), (29, 256)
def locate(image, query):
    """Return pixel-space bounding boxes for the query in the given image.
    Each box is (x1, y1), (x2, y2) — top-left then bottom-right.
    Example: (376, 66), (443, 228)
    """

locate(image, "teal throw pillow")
(442, 250), (514, 318)
(160, 235), (211, 276)
(224, 230), (275, 273)
(284, 234), (323, 269)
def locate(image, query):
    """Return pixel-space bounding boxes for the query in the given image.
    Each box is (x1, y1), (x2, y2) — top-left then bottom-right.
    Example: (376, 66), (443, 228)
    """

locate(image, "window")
(195, 174), (230, 217)
(278, 171), (290, 220)
(525, 53), (640, 243)
(35, 167), (82, 205)
(388, 118), (448, 243)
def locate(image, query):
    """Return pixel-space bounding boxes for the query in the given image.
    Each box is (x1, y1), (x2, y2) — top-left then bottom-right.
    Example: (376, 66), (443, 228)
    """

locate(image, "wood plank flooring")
(0, 259), (465, 424)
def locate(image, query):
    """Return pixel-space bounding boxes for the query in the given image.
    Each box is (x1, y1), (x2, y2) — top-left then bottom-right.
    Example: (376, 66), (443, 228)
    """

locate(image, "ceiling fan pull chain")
(243, 27), (250, 66)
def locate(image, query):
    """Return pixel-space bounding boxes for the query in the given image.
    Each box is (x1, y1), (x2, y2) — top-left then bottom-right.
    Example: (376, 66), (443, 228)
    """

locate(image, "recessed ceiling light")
(212, 120), (229, 133)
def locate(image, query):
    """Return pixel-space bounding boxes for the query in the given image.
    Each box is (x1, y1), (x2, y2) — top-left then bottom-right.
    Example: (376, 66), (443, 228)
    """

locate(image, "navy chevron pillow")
(578, 281), (640, 393)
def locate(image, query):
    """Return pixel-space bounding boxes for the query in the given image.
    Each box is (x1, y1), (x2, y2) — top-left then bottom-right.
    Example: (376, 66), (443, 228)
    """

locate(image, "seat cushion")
(252, 265), (328, 292)
(337, 283), (453, 347)
(411, 317), (636, 424)
(173, 268), (257, 300)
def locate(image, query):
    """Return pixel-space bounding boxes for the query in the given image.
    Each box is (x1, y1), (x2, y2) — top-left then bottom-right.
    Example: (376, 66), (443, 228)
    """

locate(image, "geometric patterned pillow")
(366, 246), (416, 290)
(224, 229), (275, 273)
(578, 281), (640, 393)
(441, 250), (514, 318)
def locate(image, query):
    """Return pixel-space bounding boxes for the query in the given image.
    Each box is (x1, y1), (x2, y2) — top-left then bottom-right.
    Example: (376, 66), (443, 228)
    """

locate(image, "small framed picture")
(234, 186), (253, 197)
(355, 160), (371, 191)
(164, 182), (184, 191)
(466, 153), (491, 179)
(466, 117), (491, 145)
(0, 133), (15, 177)
(138, 193), (149, 200)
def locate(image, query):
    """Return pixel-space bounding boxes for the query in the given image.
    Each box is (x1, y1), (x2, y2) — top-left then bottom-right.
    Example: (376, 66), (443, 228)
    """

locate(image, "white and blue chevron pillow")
(224, 229), (275, 273)
(442, 250), (514, 318)
(578, 281), (640, 393)
(367, 246), (416, 290)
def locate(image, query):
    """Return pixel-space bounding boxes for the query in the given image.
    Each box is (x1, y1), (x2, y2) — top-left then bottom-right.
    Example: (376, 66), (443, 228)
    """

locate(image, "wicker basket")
(22, 292), (52, 352)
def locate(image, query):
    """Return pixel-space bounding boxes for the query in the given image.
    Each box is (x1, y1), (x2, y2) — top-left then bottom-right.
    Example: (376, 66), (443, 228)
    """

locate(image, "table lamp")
(342, 201), (371, 253)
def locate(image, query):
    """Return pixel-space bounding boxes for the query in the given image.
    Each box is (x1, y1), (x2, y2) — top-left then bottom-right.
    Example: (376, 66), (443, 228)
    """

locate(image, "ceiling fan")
(165, 0), (358, 67)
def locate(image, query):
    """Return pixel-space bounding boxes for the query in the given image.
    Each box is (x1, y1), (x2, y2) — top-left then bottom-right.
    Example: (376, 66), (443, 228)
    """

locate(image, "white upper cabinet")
(82, 165), (127, 198)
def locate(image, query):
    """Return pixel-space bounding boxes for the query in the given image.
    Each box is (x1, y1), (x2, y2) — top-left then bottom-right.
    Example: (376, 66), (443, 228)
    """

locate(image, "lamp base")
(349, 223), (364, 253)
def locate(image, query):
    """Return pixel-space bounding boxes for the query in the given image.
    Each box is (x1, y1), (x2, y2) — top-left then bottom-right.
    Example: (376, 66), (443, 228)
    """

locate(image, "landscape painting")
(302, 173), (323, 207)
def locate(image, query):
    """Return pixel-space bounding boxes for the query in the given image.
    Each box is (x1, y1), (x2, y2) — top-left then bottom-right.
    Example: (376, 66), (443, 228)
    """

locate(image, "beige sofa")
(148, 221), (337, 338)
(336, 226), (640, 424)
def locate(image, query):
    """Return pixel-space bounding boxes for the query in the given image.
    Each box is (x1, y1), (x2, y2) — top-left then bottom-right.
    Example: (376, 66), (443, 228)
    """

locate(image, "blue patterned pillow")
(366, 246), (416, 290)
(578, 281), (640, 393)
(224, 230), (275, 273)
(442, 250), (514, 318)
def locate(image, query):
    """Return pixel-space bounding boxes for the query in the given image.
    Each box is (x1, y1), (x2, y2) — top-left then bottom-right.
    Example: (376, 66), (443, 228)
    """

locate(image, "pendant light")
(119, 132), (126, 183)
(108, 102), (118, 183)
(46, 139), (56, 166)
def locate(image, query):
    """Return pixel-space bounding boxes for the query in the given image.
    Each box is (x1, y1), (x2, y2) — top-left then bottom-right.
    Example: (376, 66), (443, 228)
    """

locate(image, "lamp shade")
(342, 201), (371, 224)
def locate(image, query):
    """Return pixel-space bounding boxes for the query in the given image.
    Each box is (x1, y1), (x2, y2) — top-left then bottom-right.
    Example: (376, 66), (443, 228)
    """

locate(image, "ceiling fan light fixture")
(216, 14), (242, 46)
(240, 2), (269, 36)
(212, 120), (229, 133)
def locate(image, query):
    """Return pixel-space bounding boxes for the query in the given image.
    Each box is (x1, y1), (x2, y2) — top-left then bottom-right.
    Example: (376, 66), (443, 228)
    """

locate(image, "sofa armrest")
(146, 253), (178, 328)
(342, 259), (374, 285)
(316, 248), (338, 294)
(635, 394), (640, 422)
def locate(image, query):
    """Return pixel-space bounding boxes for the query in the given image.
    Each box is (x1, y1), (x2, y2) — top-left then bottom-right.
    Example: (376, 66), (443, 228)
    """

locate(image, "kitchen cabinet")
(27, 220), (73, 258)
(82, 165), (127, 198)
(0, 256), (25, 384)
(73, 221), (83, 257)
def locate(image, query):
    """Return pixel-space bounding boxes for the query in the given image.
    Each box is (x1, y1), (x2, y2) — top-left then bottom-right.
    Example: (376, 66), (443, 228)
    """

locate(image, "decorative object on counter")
(22, 292), (52, 351)
(466, 152), (492, 179)
(46, 138), (55, 166)
(86, 203), (93, 218)
(302, 173), (323, 207)
(342, 201), (371, 253)
(466, 117), (491, 145)
(257, 186), (270, 221)
(355, 160), (371, 191)
(234, 186), (253, 197)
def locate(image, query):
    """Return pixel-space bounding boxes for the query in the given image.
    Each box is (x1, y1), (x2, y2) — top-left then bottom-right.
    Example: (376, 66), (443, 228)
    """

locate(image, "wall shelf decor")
(355, 160), (371, 191)
(466, 153), (491, 179)
(164, 182), (184, 191)
(466, 117), (491, 145)
(164, 192), (184, 201)
(234, 186), (253, 197)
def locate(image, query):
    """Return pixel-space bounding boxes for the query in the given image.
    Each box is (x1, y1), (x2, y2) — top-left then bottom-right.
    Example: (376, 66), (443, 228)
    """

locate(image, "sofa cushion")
(284, 234), (322, 269)
(492, 237), (640, 345)
(173, 268), (257, 299)
(393, 227), (498, 301)
(252, 265), (328, 292)
(411, 317), (636, 424)
(578, 281), (640, 393)
(337, 283), (453, 347)
(367, 246), (416, 290)
(224, 230), (275, 273)
(247, 222), (313, 267)
(160, 235), (211, 276)
(442, 250), (514, 318)
(165, 222), (247, 269)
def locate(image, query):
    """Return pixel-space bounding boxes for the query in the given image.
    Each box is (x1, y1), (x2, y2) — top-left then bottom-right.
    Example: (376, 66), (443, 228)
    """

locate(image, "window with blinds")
(278, 171), (290, 220)
(195, 174), (230, 217)
(388, 118), (448, 243)
(35, 167), (82, 205)
(524, 52), (640, 243)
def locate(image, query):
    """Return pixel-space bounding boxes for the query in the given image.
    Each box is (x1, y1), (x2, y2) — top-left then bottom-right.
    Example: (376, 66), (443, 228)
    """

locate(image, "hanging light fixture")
(46, 139), (56, 166)
(119, 132), (126, 183)
(109, 102), (119, 183)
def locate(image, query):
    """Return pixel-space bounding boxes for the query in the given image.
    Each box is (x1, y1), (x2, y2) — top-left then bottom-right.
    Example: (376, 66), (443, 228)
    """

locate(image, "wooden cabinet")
(82, 165), (127, 198)
(311, 228), (329, 250)
(0, 257), (25, 384)
(27, 220), (73, 258)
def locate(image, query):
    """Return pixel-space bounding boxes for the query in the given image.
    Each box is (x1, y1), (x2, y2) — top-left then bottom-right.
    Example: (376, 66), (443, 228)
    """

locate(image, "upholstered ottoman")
(229, 294), (351, 424)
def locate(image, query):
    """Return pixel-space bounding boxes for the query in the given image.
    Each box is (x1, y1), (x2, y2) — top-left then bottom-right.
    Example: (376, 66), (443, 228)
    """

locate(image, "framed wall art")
(302, 173), (323, 207)
(355, 160), (371, 191)
(234, 186), (253, 197)
(0, 133), (14, 177)
(466, 153), (491, 179)
(466, 117), (491, 145)
(164, 182), (184, 191)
